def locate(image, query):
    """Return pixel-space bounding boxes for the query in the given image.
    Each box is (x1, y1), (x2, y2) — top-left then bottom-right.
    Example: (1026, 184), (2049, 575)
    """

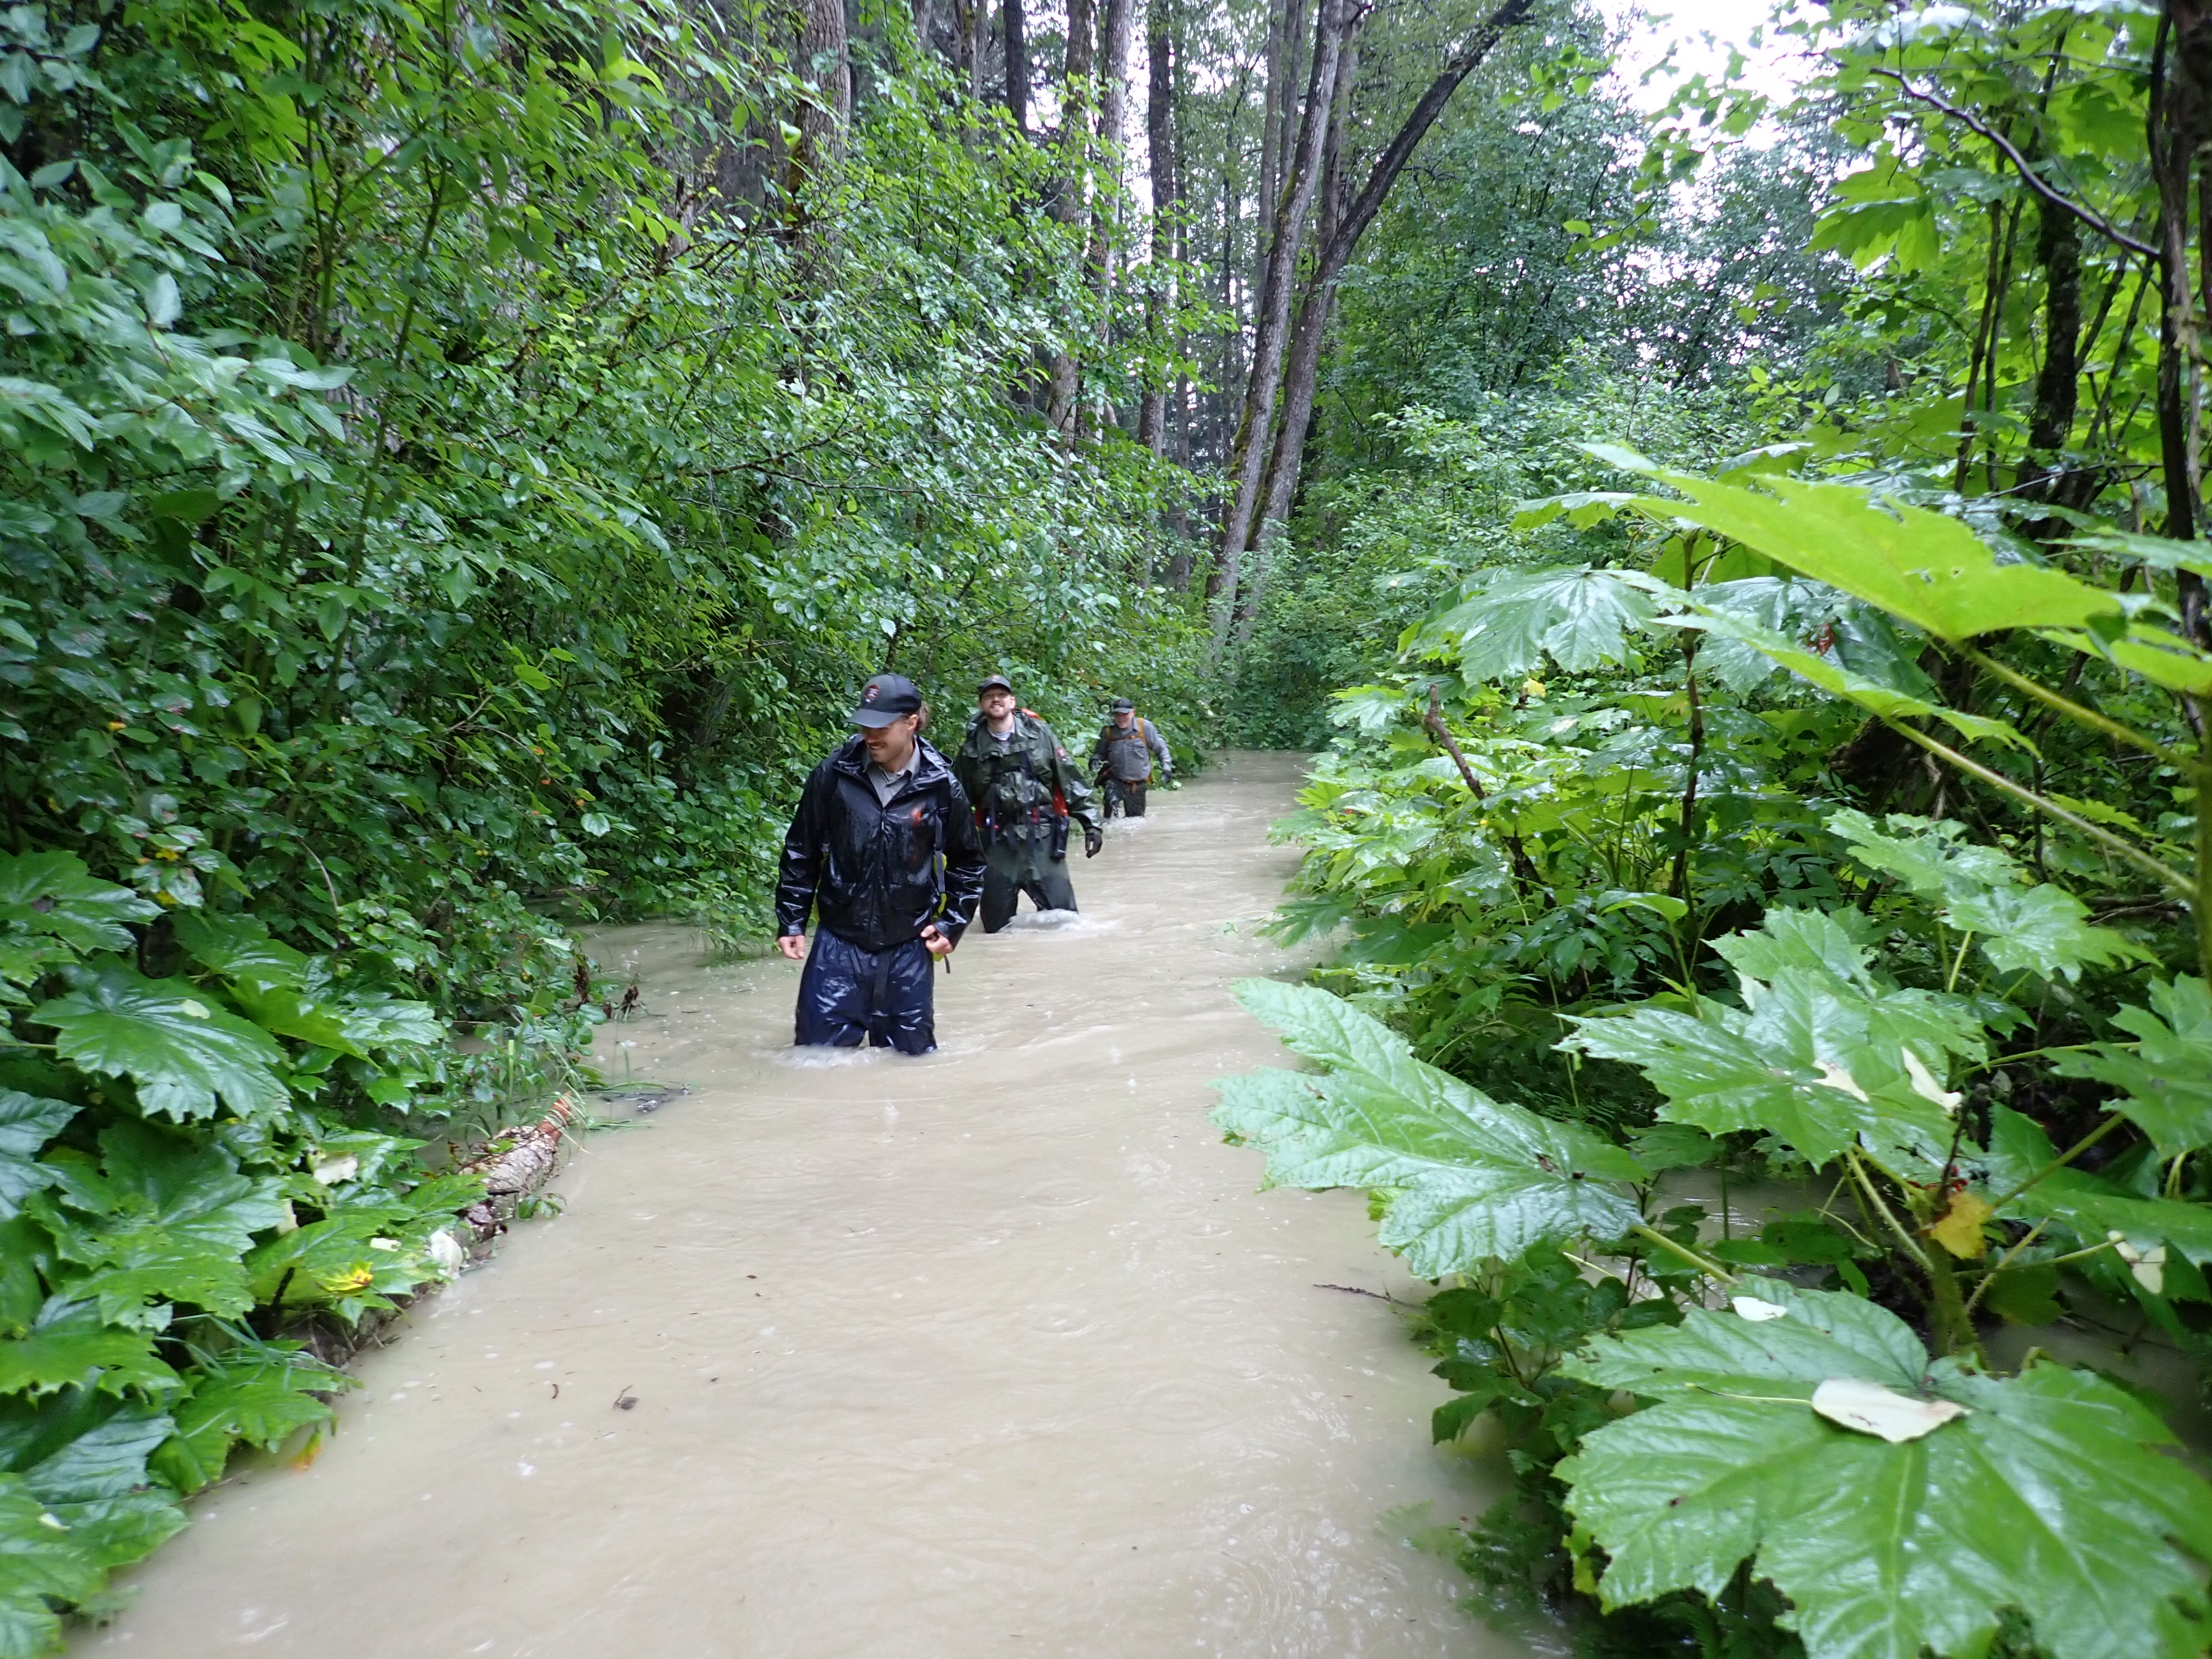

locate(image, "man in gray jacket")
(1090, 697), (1172, 819)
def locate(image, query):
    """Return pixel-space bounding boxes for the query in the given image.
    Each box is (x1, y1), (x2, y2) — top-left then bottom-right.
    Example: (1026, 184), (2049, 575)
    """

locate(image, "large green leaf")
(158, 1352), (342, 1493)
(1668, 606), (2027, 749)
(2053, 977), (2212, 1157)
(1557, 1277), (2212, 1659)
(0, 1094), (72, 1222)
(1980, 1107), (2212, 1266)
(1624, 468), (2119, 638)
(228, 983), (366, 1057)
(1417, 565), (1655, 681)
(170, 912), (307, 992)
(0, 1300), (174, 1399)
(33, 966), (288, 1122)
(1830, 811), (2149, 983)
(0, 853), (156, 958)
(40, 1122), (288, 1324)
(1564, 911), (1980, 1165)
(1606, 456), (2212, 693)
(22, 1406), (185, 1571)
(1218, 980), (1643, 1275)
(0, 1473), (102, 1659)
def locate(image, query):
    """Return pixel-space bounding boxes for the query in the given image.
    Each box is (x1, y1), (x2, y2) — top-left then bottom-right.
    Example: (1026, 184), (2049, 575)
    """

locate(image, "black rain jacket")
(775, 735), (986, 952)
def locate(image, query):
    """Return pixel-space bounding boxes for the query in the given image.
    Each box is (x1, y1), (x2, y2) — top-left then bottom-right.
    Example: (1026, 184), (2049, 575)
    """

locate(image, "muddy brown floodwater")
(86, 752), (1529, 1659)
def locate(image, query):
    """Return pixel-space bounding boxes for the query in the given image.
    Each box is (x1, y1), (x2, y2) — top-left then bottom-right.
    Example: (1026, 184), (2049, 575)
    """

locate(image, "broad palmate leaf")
(1830, 811), (2148, 982)
(0, 852), (157, 957)
(40, 1121), (289, 1324)
(0, 1474), (102, 1659)
(2053, 975), (2212, 1157)
(0, 1092), (73, 1221)
(1217, 980), (1642, 1275)
(1563, 909), (1980, 1165)
(158, 1351), (345, 1493)
(1557, 1276), (2212, 1659)
(22, 1406), (186, 1571)
(1415, 565), (1655, 682)
(33, 965), (288, 1121)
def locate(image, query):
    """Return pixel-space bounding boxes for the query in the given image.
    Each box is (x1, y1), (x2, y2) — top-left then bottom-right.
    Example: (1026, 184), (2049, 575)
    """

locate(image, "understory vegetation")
(1217, 3), (2212, 1657)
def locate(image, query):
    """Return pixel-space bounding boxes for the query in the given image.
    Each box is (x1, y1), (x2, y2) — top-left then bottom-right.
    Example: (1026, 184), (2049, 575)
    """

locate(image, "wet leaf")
(1566, 909), (1979, 1165)
(159, 1353), (342, 1493)
(33, 966), (288, 1122)
(1809, 1376), (1965, 1441)
(2054, 976), (2212, 1157)
(22, 1406), (185, 1570)
(1830, 812), (2147, 983)
(0, 853), (157, 957)
(0, 1474), (101, 1658)
(1981, 1107), (2212, 1268)
(170, 913), (307, 992)
(1220, 981), (1643, 1275)
(0, 1092), (74, 1221)
(1927, 1190), (1992, 1260)
(0, 1299), (175, 1399)
(1417, 566), (1655, 681)
(1557, 1277), (2212, 1659)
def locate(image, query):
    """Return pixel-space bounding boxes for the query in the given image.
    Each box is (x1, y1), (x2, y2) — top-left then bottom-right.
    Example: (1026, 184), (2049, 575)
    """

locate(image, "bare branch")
(1864, 66), (2159, 260)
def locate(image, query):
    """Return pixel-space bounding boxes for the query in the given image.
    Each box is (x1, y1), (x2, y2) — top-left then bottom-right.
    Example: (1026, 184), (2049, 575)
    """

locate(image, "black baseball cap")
(852, 672), (922, 728)
(1110, 696), (1135, 712)
(977, 674), (1015, 696)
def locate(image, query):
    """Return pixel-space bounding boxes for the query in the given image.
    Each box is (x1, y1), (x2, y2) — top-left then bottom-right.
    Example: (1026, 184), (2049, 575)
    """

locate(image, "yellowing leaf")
(1928, 1189), (1994, 1260)
(1811, 1376), (1968, 1442)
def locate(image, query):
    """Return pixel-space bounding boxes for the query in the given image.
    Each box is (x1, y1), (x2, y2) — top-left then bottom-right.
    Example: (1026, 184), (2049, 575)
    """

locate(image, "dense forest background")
(7, 0), (2212, 1653)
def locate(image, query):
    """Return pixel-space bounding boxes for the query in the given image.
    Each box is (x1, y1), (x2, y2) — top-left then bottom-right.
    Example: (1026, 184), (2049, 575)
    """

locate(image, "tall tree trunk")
(1003, 0), (1026, 131)
(1251, 24), (1355, 565)
(1136, 0), (1178, 453)
(787, 0), (852, 221)
(1046, 0), (1099, 434)
(1258, 0), (1288, 259)
(2017, 196), (2081, 505)
(1250, 0), (1532, 560)
(1079, 0), (1135, 434)
(1210, 0), (1346, 620)
(913, 0), (936, 60)
(955, 0), (979, 92)
(1275, 0), (1307, 229)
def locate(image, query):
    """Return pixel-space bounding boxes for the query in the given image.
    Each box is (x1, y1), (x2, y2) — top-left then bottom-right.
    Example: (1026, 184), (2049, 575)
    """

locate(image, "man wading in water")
(952, 674), (1103, 933)
(1090, 696), (1172, 818)
(774, 673), (985, 1053)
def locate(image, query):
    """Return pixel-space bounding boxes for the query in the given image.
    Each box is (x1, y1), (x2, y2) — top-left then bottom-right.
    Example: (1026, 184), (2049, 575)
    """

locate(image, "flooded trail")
(89, 752), (1521, 1659)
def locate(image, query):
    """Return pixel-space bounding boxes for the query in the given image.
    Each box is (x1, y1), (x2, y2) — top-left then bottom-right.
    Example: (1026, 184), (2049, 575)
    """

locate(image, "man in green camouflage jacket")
(952, 674), (1104, 932)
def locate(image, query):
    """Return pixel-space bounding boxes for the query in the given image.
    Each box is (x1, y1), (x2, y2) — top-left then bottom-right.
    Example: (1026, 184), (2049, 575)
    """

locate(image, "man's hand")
(775, 933), (807, 961)
(920, 924), (954, 958)
(1084, 827), (1103, 858)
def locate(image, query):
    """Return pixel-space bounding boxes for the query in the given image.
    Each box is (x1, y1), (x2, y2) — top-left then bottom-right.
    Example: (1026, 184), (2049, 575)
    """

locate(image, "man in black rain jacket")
(774, 673), (985, 1054)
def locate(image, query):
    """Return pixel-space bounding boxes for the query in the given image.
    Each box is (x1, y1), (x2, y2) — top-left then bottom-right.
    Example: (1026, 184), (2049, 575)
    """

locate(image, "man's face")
(1114, 709), (1134, 729)
(859, 712), (920, 767)
(980, 688), (1016, 723)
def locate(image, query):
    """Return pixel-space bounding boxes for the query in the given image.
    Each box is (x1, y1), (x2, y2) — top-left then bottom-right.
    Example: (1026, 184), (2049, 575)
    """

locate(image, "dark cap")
(977, 674), (1015, 697)
(852, 672), (922, 728)
(1110, 696), (1135, 712)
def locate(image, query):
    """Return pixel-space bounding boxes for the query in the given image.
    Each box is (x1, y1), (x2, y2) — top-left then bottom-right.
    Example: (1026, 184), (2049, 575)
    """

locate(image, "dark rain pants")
(979, 861), (1078, 933)
(794, 930), (937, 1054)
(1102, 778), (1148, 819)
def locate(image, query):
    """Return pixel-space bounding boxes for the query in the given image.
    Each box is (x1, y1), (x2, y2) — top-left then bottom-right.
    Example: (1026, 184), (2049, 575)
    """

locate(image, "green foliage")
(1559, 1279), (2212, 1659)
(1223, 436), (2212, 1655)
(1217, 979), (1643, 1274)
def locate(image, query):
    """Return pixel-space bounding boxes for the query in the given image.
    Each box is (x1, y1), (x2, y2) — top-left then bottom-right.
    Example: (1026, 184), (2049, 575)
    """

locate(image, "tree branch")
(1865, 66), (2159, 259)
